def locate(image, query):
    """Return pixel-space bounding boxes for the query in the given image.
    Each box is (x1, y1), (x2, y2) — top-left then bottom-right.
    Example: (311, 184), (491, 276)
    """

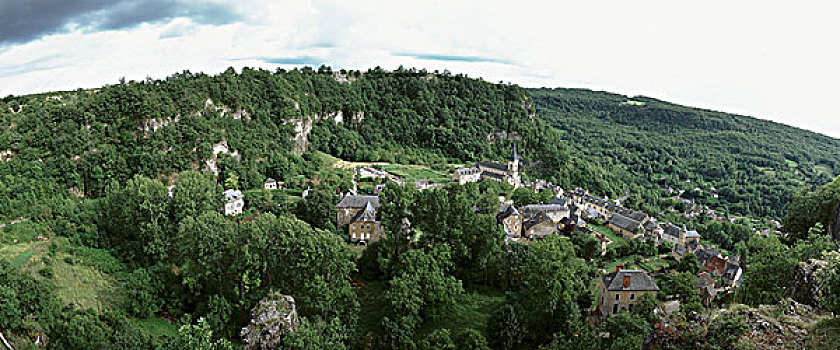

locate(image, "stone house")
(497, 205), (523, 239)
(264, 178), (282, 190)
(661, 223), (701, 246)
(348, 201), (384, 244)
(224, 189), (245, 216)
(697, 272), (717, 307)
(608, 213), (643, 239)
(336, 194), (381, 226)
(598, 266), (659, 319)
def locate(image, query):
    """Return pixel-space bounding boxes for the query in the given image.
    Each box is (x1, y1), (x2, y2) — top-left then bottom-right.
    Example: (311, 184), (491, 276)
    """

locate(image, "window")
(615, 294), (619, 301)
(612, 304), (618, 314)
(630, 293), (635, 300)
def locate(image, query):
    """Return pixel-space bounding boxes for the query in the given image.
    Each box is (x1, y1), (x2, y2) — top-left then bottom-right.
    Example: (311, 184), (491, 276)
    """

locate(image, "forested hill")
(530, 87), (840, 219)
(0, 67), (614, 221)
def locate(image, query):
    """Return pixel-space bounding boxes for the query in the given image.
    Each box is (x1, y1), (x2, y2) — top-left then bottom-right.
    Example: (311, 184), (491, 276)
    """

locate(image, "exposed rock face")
(644, 299), (829, 350)
(784, 259), (827, 307)
(241, 294), (300, 350)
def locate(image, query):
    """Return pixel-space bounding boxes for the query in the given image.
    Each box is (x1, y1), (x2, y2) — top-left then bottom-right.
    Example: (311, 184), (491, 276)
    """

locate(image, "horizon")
(1, 0), (838, 138)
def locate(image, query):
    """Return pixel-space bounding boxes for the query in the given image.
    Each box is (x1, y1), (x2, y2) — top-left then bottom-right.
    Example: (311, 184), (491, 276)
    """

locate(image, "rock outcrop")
(784, 259), (827, 307)
(645, 299), (829, 350)
(240, 294), (300, 350)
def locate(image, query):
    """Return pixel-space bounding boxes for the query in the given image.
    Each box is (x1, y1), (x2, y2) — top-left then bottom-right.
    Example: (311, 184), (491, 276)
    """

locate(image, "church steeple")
(511, 144), (519, 162)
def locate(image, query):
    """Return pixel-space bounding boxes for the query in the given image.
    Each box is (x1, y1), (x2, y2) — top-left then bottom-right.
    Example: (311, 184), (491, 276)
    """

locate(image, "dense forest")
(530, 88), (840, 219)
(1, 68), (839, 349)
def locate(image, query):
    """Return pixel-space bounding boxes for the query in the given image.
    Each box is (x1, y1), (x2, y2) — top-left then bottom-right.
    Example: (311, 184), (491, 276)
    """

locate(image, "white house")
(224, 189), (245, 216)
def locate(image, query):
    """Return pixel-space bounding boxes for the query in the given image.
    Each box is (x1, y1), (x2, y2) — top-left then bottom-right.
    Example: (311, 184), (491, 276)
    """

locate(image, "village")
(210, 146), (745, 324)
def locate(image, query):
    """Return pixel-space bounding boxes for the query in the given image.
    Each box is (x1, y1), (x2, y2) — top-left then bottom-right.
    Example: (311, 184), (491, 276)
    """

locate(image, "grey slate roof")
(337, 195), (380, 209)
(549, 197), (569, 206)
(629, 211), (649, 222)
(609, 213), (641, 231)
(603, 270), (660, 291)
(477, 161), (509, 172)
(481, 172), (506, 181)
(664, 223), (683, 238)
(224, 189), (243, 201)
(350, 201), (378, 223)
(520, 204), (569, 214)
(497, 205), (519, 224)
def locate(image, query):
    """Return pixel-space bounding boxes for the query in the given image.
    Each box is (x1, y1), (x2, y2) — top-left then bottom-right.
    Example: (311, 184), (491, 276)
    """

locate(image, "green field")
(377, 164), (454, 183)
(589, 223), (625, 246)
(0, 239), (125, 312)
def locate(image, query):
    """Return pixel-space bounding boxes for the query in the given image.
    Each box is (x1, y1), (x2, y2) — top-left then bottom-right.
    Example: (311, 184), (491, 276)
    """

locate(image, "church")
(453, 146), (522, 188)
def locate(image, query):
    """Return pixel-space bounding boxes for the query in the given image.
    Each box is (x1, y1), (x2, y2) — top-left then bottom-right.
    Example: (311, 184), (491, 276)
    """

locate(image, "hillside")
(530, 88), (840, 219)
(0, 67), (618, 223)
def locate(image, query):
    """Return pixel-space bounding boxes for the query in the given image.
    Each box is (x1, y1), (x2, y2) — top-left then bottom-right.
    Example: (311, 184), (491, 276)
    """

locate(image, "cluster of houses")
(220, 178), (285, 216)
(673, 240), (743, 305)
(453, 146), (522, 188)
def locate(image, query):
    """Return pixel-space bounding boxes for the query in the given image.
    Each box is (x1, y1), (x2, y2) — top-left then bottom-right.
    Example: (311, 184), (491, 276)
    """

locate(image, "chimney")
(623, 275), (631, 288)
(615, 263), (624, 272)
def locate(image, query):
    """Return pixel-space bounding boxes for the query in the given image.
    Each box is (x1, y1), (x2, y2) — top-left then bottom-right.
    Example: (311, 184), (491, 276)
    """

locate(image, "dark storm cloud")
(0, 0), (243, 45)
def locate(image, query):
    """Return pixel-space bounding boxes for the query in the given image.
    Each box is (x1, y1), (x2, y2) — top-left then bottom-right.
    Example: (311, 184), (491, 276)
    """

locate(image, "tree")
(677, 253), (701, 274)
(454, 328), (490, 350)
(294, 185), (339, 231)
(738, 234), (796, 305)
(284, 317), (349, 350)
(100, 175), (172, 266)
(596, 312), (649, 350)
(123, 268), (159, 318)
(518, 235), (591, 342)
(175, 211), (239, 298)
(818, 250), (840, 314)
(487, 303), (525, 350)
(570, 231), (601, 261)
(382, 246), (463, 344)
(632, 293), (660, 325)
(172, 171), (221, 225)
(419, 328), (456, 350)
(379, 182), (417, 276)
(168, 318), (235, 350)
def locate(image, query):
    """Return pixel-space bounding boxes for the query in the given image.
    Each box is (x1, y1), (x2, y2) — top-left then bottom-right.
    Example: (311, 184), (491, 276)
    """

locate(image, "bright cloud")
(0, 0), (838, 137)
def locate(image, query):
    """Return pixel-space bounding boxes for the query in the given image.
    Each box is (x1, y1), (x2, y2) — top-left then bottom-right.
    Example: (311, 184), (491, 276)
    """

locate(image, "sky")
(1, 0), (839, 138)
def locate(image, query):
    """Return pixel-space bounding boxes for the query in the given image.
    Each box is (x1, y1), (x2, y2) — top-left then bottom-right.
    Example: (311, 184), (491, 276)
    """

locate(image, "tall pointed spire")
(511, 144), (519, 161)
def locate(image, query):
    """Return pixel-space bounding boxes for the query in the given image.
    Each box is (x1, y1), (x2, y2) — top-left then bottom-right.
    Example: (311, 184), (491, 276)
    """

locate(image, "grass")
(11, 251), (35, 268)
(0, 239), (125, 313)
(355, 279), (505, 340)
(423, 290), (504, 334)
(589, 223), (625, 246)
(377, 164), (453, 183)
(135, 317), (180, 339)
(806, 317), (840, 349)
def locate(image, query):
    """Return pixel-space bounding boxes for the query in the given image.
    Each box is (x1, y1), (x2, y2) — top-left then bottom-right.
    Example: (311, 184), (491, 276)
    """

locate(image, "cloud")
(393, 52), (516, 65)
(257, 56), (325, 66)
(0, 54), (64, 78)
(159, 19), (197, 39)
(0, 0), (244, 45)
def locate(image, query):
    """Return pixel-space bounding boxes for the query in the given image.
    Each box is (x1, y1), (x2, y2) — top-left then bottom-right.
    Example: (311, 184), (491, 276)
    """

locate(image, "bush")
(123, 268), (159, 318)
